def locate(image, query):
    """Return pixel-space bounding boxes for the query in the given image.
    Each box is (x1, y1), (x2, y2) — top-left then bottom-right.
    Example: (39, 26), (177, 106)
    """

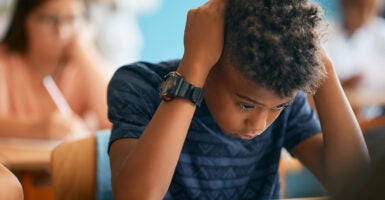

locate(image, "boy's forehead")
(214, 62), (297, 100)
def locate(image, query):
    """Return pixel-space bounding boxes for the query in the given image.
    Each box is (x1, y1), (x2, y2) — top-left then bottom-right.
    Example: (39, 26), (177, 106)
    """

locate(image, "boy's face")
(204, 62), (296, 140)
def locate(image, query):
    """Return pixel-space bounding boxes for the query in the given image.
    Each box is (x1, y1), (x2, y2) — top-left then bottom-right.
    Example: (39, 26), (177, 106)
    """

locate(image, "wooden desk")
(345, 88), (385, 111)
(0, 138), (61, 200)
(0, 138), (60, 171)
(344, 87), (385, 129)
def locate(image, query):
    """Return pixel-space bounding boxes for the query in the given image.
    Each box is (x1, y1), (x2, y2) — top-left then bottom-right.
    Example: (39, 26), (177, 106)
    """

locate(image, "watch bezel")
(159, 72), (183, 101)
(159, 71), (204, 106)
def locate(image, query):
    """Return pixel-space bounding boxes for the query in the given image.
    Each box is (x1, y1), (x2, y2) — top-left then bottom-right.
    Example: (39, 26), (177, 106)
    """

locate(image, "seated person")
(0, 163), (23, 200)
(324, 0), (385, 90)
(107, 0), (370, 199)
(0, 0), (113, 140)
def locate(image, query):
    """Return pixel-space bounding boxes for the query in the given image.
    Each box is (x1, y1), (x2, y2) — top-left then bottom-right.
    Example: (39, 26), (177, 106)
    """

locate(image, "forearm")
(111, 58), (209, 199)
(113, 98), (197, 199)
(313, 59), (370, 191)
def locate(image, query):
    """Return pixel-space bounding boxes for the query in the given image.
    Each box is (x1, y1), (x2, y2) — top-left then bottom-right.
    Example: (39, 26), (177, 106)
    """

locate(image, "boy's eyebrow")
(236, 94), (265, 106)
(236, 94), (294, 108)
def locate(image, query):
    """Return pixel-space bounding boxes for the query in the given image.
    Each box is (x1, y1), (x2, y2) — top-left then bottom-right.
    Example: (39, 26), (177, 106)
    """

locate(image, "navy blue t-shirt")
(107, 60), (322, 200)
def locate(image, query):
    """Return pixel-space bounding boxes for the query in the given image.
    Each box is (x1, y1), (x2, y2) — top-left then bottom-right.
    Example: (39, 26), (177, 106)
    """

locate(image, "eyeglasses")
(31, 12), (85, 33)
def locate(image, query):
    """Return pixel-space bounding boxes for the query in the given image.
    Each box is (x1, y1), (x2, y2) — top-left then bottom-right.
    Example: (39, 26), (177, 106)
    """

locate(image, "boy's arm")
(109, 0), (226, 199)
(292, 51), (370, 193)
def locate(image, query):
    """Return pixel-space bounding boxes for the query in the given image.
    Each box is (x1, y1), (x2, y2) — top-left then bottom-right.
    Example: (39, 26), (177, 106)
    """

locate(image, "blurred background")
(0, 0), (382, 67)
(0, 0), (363, 66)
(0, 0), (207, 68)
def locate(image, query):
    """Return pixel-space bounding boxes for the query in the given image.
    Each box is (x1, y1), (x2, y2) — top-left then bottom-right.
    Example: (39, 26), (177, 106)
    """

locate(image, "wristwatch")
(159, 71), (204, 106)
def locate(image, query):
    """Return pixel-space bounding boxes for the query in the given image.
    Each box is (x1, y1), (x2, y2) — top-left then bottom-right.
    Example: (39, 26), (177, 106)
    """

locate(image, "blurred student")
(324, 0), (385, 90)
(0, 163), (23, 200)
(0, 0), (113, 140)
(107, 0), (369, 199)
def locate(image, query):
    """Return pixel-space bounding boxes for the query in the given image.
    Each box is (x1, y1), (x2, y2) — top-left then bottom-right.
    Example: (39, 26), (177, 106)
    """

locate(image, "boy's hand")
(178, 0), (227, 86)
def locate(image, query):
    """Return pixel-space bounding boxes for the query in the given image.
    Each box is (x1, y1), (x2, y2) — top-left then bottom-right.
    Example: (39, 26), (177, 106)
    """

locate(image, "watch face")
(160, 72), (180, 101)
(159, 71), (204, 106)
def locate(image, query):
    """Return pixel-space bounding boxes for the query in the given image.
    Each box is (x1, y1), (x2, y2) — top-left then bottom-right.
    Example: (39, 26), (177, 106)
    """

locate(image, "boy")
(107, 0), (369, 199)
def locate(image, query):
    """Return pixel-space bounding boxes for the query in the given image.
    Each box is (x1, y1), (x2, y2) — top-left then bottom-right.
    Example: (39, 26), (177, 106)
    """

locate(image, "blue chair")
(96, 130), (113, 200)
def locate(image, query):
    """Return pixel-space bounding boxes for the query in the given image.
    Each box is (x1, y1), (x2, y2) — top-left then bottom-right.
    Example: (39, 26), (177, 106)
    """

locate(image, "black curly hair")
(223, 0), (326, 98)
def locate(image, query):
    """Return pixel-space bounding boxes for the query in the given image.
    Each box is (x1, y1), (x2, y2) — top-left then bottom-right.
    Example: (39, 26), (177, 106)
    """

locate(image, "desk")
(344, 87), (385, 129)
(0, 138), (61, 200)
(345, 88), (385, 111)
(0, 138), (60, 171)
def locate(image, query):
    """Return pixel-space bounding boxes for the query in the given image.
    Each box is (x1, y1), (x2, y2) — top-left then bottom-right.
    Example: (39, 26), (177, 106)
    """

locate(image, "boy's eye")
(239, 103), (254, 111)
(275, 104), (289, 110)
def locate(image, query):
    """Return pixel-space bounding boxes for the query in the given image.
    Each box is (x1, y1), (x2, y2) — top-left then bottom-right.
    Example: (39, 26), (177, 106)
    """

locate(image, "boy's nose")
(245, 111), (268, 134)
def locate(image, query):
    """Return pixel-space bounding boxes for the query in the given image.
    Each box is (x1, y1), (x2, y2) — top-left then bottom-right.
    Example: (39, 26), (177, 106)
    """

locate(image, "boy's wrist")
(177, 59), (211, 88)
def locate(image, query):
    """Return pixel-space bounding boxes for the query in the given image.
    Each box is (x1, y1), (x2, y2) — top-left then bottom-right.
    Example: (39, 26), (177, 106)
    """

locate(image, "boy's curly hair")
(223, 0), (326, 97)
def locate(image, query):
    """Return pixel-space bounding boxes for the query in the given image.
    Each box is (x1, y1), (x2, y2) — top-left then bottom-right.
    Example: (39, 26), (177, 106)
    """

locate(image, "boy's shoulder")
(108, 59), (181, 96)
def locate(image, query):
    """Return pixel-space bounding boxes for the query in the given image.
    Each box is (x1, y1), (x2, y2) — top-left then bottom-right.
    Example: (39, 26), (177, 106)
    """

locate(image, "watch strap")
(177, 81), (204, 106)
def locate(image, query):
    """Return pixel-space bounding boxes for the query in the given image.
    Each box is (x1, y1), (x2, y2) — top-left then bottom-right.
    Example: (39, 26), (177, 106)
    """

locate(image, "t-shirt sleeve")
(283, 92), (322, 154)
(107, 64), (161, 152)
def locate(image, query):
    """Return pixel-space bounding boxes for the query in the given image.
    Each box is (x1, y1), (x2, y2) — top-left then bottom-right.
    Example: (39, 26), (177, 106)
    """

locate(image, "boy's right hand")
(178, 0), (227, 87)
